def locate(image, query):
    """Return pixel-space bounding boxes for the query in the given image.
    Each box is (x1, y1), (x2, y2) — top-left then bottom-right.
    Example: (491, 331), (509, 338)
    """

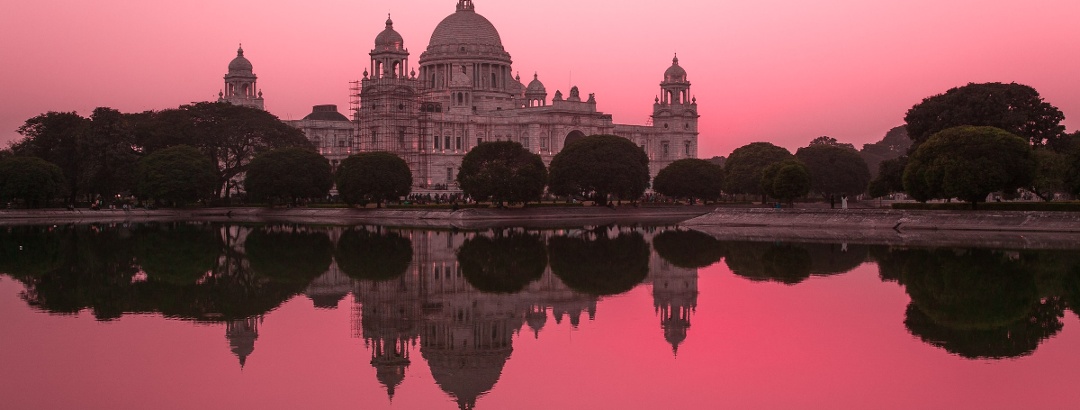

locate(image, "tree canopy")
(903, 126), (1035, 207)
(760, 159), (811, 204)
(867, 156), (907, 199)
(245, 148), (333, 206)
(860, 126), (911, 176)
(904, 82), (1067, 150)
(457, 141), (547, 205)
(723, 142), (793, 198)
(548, 135), (650, 203)
(0, 156), (66, 208)
(335, 152), (412, 207)
(653, 159), (724, 203)
(795, 143), (871, 198)
(133, 102), (312, 197)
(134, 145), (218, 207)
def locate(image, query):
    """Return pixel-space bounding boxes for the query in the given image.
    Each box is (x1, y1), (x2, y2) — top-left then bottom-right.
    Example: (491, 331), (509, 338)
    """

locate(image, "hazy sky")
(2, 0), (1078, 158)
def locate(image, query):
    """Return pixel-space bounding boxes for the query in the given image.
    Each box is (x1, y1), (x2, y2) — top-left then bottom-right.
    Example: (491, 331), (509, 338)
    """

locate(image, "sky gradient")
(2, 0), (1078, 158)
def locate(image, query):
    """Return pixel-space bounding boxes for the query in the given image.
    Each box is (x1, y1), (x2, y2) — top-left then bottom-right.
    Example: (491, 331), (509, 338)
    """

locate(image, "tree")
(0, 156), (66, 208)
(335, 152), (412, 207)
(457, 141), (547, 205)
(134, 145), (218, 207)
(134, 102), (313, 197)
(723, 142), (793, 202)
(1029, 149), (1070, 201)
(653, 159), (724, 203)
(903, 126), (1035, 208)
(0, 149), (12, 160)
(867, 156), (907, 198)
(134, 223), (222, 284)
(760, 159), (811, 204)
(904, 82), (1066, 150)
(80, 107), (140, 199)
(548, 134), (650, 203)
(808, 136), (856, 151)
(13, 111), (90, 203)
(860, 126), (911, 176)
(245, 148), (333, 206)
(795, 143), (871, 199)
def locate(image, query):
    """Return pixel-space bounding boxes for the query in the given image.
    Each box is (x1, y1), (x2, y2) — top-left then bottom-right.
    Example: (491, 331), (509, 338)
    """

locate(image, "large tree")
(0, 156), (66, 208)
(334, 228), (413, 282)
(760, 159), (811, 204)
(335, 152), (412, 207)
(795, 143), (871, 199)
(904, 82), (1067, 150)
(867, 156), (907, 199)
(244, 148), (333, 206)
(134, 145), (219, 207)
(548, 230), (650, 296)
(723, 142), (794, 202)
(457, 141), (547, 206)
(860, 126), (911, 176)
(903, 126), (1035, 208)
(13, 111), (90, 203)
(548, 134), (650, 203)
(1029, 149), (1070, 201)
(653, 158), (724, 203)
(133, 102), (312, 197)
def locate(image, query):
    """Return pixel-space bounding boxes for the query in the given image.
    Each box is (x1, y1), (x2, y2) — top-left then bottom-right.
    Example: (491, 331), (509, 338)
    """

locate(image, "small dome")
(375, 16), (405, 51)
(428, 1), (503, 50)
(664, 55), (687, 82)
(228, 46), (253, 73)
(526, 74), (546, 94)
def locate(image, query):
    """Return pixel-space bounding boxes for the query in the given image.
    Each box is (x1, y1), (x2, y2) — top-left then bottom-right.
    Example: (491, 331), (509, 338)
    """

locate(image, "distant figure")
(841, 195), (848, 210)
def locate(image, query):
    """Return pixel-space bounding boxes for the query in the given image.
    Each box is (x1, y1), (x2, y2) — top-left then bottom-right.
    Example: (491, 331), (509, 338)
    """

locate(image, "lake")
(1, 222), (1079, 409)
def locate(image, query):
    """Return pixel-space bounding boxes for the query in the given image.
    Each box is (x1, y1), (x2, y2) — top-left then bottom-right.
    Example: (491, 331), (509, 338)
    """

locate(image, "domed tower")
(371, 16), (410, 79)
(218, 45), (264, 110)
(525, 74), (547, 107)
(652, 55), (699, 161)
(418, 1), (517, 113)
(358, 14), (424, 181)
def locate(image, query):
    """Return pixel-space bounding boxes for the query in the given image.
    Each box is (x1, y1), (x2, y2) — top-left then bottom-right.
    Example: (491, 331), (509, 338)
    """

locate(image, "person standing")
(841, 195), (848, 210)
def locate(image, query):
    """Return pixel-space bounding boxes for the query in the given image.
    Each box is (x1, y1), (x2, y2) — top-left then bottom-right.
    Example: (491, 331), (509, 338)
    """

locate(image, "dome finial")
(238, 43), (244, 56)
(457, 0), (475, 12)
(673, 53), (679, 65)
(386, 13), (393, 27)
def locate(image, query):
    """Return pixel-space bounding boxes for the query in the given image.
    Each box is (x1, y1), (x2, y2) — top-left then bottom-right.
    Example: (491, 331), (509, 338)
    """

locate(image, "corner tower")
(652, 55), (699, 160)
(218, 45), (264, 110)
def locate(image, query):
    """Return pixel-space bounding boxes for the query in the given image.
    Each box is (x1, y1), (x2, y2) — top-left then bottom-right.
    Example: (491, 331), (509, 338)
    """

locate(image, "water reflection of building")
(648, 257), (698, 355)
(225, 316), (262, 369)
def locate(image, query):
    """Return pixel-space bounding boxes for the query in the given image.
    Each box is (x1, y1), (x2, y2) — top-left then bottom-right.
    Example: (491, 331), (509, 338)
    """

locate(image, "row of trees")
(1, 103), (311, 207)
(867, 82), (1080, 207)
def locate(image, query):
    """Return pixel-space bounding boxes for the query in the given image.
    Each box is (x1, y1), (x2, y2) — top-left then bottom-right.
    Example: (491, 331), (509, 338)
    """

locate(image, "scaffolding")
(353, 76), (436, 188)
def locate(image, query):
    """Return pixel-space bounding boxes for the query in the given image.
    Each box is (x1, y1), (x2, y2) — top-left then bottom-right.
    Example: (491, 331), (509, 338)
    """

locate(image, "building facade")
(220, 0), (700, 190)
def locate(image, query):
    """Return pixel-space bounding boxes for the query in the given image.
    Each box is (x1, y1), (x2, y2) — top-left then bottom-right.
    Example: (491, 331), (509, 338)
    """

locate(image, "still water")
(1, 222), (1079, 409)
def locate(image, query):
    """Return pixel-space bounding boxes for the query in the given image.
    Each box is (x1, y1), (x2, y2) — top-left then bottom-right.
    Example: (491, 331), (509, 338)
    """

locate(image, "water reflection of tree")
(898, 248), (1064, 359)
(548, 229), (649, 296)
(3, 223), (331, 322)
(652, 229), (723, 269)
(458, 231), (547, 293)
(335, 227), (413, 282)
(725, 242), (869, 285)
(244, 225), (332, 284)
(134, 222), (221, 284)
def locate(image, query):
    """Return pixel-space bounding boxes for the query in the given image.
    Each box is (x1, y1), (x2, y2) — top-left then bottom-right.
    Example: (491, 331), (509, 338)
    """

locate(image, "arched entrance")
(564, 130), (586, 148)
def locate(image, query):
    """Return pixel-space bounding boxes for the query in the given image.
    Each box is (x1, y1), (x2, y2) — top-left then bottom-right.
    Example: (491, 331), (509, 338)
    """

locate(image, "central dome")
(428, 1), (504, 49)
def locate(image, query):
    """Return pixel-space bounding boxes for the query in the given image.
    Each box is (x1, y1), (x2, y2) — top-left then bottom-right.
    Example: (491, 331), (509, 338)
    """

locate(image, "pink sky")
(2, 0), (1078, 158)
